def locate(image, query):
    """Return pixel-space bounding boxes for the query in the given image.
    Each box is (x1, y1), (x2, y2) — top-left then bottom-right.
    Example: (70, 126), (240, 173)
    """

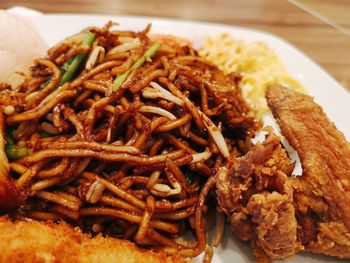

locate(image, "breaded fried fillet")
(0, 216), (185, 263)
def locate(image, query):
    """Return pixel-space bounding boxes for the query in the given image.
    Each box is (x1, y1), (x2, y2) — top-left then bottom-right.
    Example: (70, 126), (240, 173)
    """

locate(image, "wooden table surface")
(1, 0), (350, 92)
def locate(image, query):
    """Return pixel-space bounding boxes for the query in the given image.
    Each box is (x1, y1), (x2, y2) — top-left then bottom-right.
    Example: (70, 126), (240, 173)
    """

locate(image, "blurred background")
(1, 0), (349, 91)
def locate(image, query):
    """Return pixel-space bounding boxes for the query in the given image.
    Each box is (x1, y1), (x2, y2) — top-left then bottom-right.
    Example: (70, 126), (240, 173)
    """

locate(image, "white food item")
(0, 10), (48, 86)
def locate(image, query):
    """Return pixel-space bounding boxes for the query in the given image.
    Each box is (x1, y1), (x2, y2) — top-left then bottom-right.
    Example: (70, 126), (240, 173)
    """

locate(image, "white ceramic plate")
(14, 12), (350, 263)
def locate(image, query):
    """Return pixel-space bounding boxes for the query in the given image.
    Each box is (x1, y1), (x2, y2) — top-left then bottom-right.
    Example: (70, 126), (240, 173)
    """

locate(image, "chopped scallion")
(112, 42), (161, 91)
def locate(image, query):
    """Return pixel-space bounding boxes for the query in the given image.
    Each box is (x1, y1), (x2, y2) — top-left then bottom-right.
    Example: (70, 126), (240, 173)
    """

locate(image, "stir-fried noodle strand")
(0, 22), (259, 259)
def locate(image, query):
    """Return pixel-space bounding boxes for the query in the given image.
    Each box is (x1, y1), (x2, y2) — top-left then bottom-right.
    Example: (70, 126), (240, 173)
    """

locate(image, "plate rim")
(8, 12), (350, 262)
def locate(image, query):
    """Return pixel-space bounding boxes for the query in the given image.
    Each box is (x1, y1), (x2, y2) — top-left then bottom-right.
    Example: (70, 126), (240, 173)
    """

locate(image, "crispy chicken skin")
(216, 132), (301, 260)
(218, 85), (350, 262)
(0, 216), (184, 263)
(266, 85), (350, 258)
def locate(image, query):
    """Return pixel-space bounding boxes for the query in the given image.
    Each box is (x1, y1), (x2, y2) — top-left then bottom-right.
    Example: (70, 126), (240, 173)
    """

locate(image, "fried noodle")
(0, 22), (259, 259)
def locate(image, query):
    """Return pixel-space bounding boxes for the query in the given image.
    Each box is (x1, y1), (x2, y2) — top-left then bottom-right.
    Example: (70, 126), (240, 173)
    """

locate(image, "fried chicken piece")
(216, 132), (301, 261)
(266, 85), (350, 258)
(0, 216), (184, 263)
(0, 108), (26, 210)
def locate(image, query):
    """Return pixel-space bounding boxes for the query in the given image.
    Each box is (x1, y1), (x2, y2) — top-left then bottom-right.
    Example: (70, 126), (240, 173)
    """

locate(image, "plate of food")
(0, 9), (349, 263)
